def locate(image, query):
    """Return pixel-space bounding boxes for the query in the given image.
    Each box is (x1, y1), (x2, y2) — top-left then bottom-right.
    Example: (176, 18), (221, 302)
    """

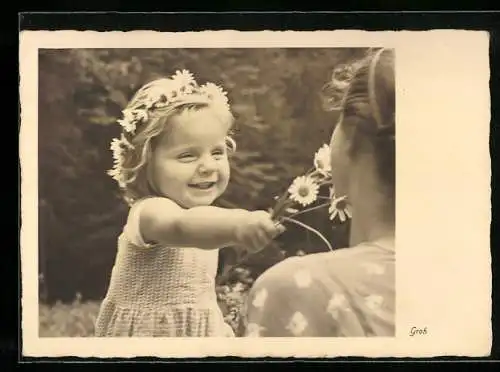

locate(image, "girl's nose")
(198, 156), (217, 174)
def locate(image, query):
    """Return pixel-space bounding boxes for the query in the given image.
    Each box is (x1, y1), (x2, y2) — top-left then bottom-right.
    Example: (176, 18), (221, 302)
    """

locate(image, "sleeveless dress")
(244, 242), (395, 337)
(94, 199), (234, 337)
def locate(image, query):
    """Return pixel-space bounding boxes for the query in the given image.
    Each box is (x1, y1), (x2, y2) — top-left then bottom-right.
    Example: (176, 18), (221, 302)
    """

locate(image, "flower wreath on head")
(107, 69), (233, 189)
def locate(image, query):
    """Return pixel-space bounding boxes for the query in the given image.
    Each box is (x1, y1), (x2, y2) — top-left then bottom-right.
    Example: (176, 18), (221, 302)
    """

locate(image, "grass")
(39, 297), (100, 337)
(39, 286), (248, 337)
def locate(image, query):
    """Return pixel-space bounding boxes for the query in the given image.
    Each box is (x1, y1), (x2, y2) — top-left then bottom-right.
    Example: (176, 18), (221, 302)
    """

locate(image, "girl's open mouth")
(189, 182), (216, 190)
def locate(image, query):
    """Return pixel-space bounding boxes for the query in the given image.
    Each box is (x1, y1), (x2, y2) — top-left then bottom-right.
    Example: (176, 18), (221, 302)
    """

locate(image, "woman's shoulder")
(254, 254), (315, 282)
(251, 244), (394, 295)
(253, 247), (361, 282)
(245, 245), (395, 337)
(251, 253), (331, 297)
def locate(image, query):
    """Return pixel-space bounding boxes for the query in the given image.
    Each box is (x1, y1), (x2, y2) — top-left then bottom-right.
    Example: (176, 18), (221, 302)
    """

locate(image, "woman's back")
(245, 243), (395, 337)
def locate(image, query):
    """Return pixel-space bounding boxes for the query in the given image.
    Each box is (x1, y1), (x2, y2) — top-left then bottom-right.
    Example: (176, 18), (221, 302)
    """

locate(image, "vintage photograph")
(21, 30), (490, 358)
(37, 47), (395, 338)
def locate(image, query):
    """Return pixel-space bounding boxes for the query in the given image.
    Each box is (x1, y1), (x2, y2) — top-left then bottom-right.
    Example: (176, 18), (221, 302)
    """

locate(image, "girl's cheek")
(222, 157), (231, 173)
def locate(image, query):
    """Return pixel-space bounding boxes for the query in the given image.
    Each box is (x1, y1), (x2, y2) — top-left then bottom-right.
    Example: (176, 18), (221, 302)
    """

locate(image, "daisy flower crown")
(107, 69), (232, 188)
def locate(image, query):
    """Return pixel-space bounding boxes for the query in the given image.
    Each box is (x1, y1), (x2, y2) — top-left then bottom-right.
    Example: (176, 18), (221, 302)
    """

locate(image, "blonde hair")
(109, 73), (236, 205)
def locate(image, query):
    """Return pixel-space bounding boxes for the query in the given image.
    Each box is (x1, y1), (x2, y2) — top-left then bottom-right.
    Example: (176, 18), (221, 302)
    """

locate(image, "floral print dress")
(244, 242), (395, 337)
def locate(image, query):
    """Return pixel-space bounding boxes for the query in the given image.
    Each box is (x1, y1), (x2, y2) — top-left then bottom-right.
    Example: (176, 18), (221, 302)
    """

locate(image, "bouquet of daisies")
(217, 143), (352, 284)
(269, 143), (352, 252)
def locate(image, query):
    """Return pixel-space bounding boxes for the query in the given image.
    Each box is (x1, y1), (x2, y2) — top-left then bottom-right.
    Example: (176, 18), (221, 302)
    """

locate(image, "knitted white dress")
(94, 199), (234, 337)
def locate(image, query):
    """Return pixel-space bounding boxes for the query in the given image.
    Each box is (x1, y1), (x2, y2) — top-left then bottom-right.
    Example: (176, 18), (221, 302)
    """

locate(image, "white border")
(20, 30), (491, 358)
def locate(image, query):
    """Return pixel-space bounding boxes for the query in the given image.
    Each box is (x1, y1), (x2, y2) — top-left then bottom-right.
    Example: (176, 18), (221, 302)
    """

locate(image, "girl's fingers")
(247, 231), (264, 253)
(256, 230), (271, 250)
(275, 223), (286, 235)
(265, 222), (286, 239)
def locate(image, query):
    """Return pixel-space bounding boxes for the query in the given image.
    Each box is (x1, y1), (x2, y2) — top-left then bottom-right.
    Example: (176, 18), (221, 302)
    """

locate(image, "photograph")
(20, 30), (491, 358)
(37, 46), (394, 338)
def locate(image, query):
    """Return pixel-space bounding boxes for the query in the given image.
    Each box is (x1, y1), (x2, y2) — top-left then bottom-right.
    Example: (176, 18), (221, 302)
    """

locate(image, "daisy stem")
(287, 202), (330, 219)
(271, 195), (294, 220)
(318, 179), (333, 187)
(305, 166), (315, 174)
(280, 216), (334, 252)
(309, 170), (319, 178)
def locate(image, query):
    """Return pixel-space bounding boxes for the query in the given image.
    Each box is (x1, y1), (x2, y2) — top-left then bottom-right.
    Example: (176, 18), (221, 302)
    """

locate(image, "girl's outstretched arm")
(137, 197), (279, 251)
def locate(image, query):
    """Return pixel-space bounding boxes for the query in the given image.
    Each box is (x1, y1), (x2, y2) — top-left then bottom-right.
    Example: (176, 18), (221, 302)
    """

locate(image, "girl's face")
(150, 107), (231, 208)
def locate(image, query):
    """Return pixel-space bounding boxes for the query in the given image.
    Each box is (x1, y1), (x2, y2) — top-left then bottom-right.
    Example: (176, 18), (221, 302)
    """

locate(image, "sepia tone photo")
(20, 30), (491, 358)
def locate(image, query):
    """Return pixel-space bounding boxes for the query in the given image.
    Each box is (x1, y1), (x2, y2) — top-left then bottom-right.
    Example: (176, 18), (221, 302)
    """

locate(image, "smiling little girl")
(94, 70), (283, 337)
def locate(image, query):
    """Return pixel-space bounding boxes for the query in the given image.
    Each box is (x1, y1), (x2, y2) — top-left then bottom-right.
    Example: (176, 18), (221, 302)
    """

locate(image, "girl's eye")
(177, 153), (197, 162)
(212, 148), (225, 158)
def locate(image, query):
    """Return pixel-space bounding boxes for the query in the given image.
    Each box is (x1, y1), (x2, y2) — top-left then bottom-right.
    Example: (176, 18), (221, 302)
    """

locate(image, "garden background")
(37, 47), (367, 337)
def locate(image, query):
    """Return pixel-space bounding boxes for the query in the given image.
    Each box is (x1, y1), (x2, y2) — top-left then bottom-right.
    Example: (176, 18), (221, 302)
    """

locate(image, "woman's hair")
(107, 71), (236, 205)
(326, 49), (395, 197)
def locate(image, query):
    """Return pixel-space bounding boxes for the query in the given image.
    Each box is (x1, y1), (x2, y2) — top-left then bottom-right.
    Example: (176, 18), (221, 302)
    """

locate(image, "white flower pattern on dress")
(286, 311), (308, 336)
(326, 293), (351, 319)
(365, 294), (384, 313)
(252, 288), (268, 308)
(360, 262), (385, 275)
(294, 269), (312, 288)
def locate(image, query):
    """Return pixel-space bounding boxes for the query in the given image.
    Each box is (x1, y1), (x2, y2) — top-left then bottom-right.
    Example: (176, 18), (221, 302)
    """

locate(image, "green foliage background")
(37, 48), (367, 336)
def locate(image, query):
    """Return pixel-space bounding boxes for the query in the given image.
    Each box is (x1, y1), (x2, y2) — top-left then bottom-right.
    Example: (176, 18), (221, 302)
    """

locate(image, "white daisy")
(313, 144), (332, 176)
(329, 195), (352, 222)
(252, 288), (268, 308)
(121, 133), (134, 149)
(106, 167), (120, 179)
(285, 312), (308, 336)
(170, 69), (196, 95)
(326, 293), (350, 319)
(201, 82), (228, 99)
(288, 176), (320, 207)
(109, 138), (124, 160)
(294, 269), (312, 288)
(145, 83), (172, 108)
(107, 167), (126, 188)
(134, 109), (148, 122)
(173, 69), (195, 86)
(364, 295), (384, 312)
(200, 82), (230, 113)
(108, 134), (135, 188)
(118, 109), (148, 133)
(117, 118), (136, 133)
(121, 108), (136, 122)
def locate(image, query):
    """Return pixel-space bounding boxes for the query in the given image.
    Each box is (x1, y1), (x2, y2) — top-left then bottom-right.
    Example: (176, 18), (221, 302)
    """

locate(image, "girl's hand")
(233, 210), (285, 255)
